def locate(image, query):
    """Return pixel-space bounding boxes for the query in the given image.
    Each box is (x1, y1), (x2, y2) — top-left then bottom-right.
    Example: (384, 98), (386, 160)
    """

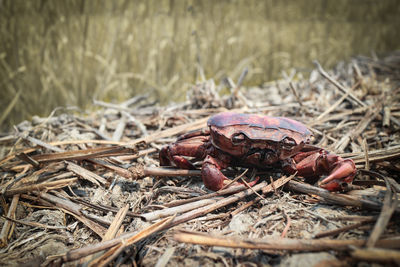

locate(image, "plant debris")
(1, 52), (400, 266)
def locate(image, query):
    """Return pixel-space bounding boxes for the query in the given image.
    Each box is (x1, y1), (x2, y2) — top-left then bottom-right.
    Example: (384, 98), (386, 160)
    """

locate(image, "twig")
(350, 247), (400, 263)
(122, 111), (148, 136)
(173, 230), (400, 251)
(85, 204), (130, 266)
(326, 215), (377, 221)
(81, 210), (112, 226)
(1, 165), (30, 194)
(120, 94), (149, 107)
(286, 180), (385, 211)
(0, 194), (20, 247)
(280, 210), (291, 238)
(3, 178), (78, 197)
(163, 184), (248, 208)
(16, 152), (40, 168)
(93, 99), (133, 113)
(103, 204), (129, 241)
(230, 197), (261, 217)
(66, 161), (107, 185)
(141, 198), (218, 222)
(366, 176), (398, 247)
(302, 209), (341, 227)
(289, 82), (303, 107)
(140, 166), (200, 178)
(18, 133), (64, 153)
(31, 146), (135, 163)
(383, 106), (391, 128)
(127, 116), (209, 146)
(0, 214), (67, 230)
(219, 168), (249, 190)
(155, 247), (175, 267)
(112, 115), (126, 142)
(344, 145), (400, 164)
(72, 198), (144, 219)
(234, 67), (248, 97)
(313, 61), (366, 107)
(362, 138), (370, 170)
(388, 178), (400, 193)
(240, 177), (265, 200)
(314, 218), (376, 238)
(315, 89), (351, 121)
(37, 192), (107, 237)
(270, 176), (277, 195)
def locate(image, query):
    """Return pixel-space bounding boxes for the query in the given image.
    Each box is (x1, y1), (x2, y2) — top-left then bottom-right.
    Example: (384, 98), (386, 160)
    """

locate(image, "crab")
(159, 112), (356, 191)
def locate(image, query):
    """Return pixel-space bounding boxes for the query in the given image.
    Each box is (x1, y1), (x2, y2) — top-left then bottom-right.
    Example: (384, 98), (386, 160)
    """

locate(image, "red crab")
(159, 112), (356, 191)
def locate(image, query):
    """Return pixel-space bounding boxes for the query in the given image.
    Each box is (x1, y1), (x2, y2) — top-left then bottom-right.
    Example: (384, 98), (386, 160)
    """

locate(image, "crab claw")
(294, 149), (357, 191)
(318, 158), (356, 191)
(202, 155), (258, 191)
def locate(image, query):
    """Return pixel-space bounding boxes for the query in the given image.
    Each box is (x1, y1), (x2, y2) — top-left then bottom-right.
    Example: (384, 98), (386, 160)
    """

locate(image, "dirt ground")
(0, 52), (399, 266)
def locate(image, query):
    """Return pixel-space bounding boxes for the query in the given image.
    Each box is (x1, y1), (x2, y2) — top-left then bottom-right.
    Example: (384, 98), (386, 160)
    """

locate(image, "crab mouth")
(243, 148), (279, 165)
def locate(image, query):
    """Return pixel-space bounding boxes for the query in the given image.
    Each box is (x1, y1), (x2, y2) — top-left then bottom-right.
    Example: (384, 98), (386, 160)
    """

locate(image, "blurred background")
(1, 0), (399, 130)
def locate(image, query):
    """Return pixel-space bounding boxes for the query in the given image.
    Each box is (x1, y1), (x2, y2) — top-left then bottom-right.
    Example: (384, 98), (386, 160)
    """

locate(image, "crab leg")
(159, 135), (209, 169)
(293, 149), (356, 191)
(202, 155), (259, 191)
(176, 128), (210, 141)
(201, 155), (230, 190)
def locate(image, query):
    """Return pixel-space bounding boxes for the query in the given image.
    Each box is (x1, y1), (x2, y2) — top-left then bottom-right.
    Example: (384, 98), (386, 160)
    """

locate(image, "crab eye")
(232, 133), (246, 144)
(282, 137), (296, 148)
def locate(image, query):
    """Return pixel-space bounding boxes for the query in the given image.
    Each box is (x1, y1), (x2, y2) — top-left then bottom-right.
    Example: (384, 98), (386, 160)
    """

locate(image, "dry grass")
(0, 0), (399, 129)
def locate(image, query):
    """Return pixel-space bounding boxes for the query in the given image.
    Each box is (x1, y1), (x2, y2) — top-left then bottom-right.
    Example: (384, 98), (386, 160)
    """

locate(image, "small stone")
(143, 176), (154, 187)
(280, 252), (336, 267)
(228, 213), (254, 234)
(111, 183), (124, 208)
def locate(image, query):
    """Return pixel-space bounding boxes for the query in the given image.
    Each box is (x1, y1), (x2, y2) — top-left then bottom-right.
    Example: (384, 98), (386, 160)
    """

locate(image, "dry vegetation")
(0, 52), (399, 266)
(1, 0), (400, 129)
